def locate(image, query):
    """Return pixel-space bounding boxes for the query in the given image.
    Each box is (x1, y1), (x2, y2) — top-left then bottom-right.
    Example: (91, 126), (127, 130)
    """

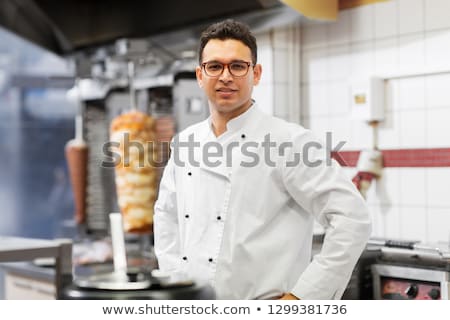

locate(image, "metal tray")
(74, 271), (151, 290)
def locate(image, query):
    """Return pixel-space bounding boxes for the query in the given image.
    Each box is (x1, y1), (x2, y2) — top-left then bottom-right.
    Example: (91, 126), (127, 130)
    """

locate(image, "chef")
(154, 19), (371, 299)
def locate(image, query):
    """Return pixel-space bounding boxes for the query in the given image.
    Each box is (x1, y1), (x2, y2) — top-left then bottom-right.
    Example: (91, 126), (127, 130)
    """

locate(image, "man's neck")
(210, 101), (253, 137)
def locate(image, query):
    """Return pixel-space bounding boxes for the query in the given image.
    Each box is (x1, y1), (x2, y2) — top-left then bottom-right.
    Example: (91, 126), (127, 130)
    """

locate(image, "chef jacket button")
(182, 256), (187, 261)
(241, 134), (246, 139)
(185, 214), (189, 218)
(217, 216), (221, 220)
(208, 258), (213, 263)
(188, 172), (192, 176)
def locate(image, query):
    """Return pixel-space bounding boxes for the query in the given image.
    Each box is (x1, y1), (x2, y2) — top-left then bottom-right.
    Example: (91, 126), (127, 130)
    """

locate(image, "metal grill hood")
(0, 0), (301, 56)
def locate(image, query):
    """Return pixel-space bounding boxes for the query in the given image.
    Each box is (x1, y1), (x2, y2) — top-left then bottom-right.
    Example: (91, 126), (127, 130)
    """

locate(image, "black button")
(217, 216), (221, 220)
(208, 258), (213, 262)
(188, 172), (192, 176)
(241, 134), (246, 139)
(182, 256), (187, 261)
(185, 214), (189, 218)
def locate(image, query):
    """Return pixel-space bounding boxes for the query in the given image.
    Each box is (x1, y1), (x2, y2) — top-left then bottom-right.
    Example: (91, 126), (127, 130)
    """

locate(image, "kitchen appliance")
(0, 236), (73, 298)
(369, 239), (450, 300)
(0, 236), (214, 299)
(61, 213), (215, 299)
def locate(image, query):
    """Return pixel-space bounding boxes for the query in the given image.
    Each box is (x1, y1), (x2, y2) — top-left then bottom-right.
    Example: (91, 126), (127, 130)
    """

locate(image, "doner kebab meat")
(110, 110), (157, 233)
(65, 138), (88, 225)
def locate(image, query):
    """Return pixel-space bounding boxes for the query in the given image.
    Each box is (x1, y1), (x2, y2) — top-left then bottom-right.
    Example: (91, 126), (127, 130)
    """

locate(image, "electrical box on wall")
(350, 77), (385, 122)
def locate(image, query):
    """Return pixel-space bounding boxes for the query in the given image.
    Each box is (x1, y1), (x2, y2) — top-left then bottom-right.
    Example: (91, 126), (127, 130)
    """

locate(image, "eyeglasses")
(201, 61), (253, 77)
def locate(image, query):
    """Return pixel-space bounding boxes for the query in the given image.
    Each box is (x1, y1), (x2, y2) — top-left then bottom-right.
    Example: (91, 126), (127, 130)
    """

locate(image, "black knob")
(405, 284), (419, 299)
(428, 288), (440, 300)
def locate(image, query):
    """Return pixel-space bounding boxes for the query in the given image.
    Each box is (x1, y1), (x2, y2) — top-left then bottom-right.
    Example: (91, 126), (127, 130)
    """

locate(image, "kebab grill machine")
(62, 44), (213, 299)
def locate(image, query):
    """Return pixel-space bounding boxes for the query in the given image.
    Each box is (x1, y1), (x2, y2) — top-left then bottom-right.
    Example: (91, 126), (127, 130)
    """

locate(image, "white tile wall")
(255, 32), (271, 47)
(427, 207), (450, 242)
(349, 6), (375, 43)
(368, 205), (385, 238)
(295, 0), (450, 242)
(399, 109), (427, 148)
(375, 37), (398, 75)
(426, 168), (450, 207)
(303, 83), (328, 117)
(350, 119), (372, 149)
(398, 0), (424, 35)
(328, 81), (350, 115)
(398, 34), (425, 74)
(385, 79), (400, 113)
(302, 116), (330, 139)
(350, 41), (375, 78)
(400, 207), (427, 241)
(253, 83), (273, 115)
(273, 83), (289, 120)
(399, 168), (427, 206)
(425, 0), (450, 31)
(377, 111), (401, 149)
(425, 30), (450, 70)
(328, 10), (351, 46)
(426, 108), (450, 147)
(327, 45), (351, 81)
(398, 77), (425, 110)
(375, 168), (401, 206)
(257, 45), (273, 85)
(329, 115), (352, 150)
(302, 48), (327, 82)
(381, 205), (402, 239)
(272, 27), (290, 50)
(426, 74), (450, 109)
(301, 24), (328, 50)
(374, 0), (398, 39)
(273, 48), (289, 84)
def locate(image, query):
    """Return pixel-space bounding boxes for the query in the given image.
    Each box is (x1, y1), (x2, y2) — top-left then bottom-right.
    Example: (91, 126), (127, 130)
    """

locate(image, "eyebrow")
(204, 59), (248, 64)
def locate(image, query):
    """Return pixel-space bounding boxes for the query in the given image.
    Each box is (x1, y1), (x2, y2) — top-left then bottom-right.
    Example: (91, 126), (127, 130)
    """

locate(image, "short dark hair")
(198, 19), (257, 65)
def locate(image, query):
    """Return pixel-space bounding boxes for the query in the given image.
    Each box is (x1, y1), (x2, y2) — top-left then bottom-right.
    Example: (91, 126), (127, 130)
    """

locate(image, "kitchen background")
(0, 0), (449, 299)
(253, 0), (450, 244)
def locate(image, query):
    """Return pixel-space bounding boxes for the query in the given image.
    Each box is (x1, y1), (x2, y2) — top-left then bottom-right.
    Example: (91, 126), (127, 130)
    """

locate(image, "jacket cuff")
(291, 261), (348, 300)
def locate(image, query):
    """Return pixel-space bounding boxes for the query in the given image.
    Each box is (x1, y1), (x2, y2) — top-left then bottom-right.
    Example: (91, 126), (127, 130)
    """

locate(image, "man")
(154, 20), (371, 300)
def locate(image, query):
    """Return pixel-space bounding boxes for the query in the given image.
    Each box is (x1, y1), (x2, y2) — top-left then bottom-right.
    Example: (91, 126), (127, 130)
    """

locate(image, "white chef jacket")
(154, 104), (371, 300)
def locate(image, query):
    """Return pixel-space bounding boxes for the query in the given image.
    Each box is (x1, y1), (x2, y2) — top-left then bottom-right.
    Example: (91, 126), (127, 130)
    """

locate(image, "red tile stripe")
(332, 148), (450, 168)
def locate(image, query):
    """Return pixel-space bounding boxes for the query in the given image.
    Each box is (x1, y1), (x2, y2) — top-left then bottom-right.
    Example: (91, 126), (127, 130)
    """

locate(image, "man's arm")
(282, 131), (371, 300)
(153, 154), (181, 273)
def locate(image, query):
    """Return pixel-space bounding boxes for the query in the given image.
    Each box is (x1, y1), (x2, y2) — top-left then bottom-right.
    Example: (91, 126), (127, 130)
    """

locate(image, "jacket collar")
(206, 100), (259, 137)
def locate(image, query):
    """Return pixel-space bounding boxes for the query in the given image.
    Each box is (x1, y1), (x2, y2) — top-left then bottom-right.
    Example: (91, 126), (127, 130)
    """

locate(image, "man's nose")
(219, 65), (233, 82)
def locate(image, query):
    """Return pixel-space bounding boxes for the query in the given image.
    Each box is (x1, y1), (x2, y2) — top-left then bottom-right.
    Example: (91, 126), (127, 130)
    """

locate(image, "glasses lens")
(229, 62), (249, 77)
(204, 62), (224, 76)
(204, 62), (250, 77)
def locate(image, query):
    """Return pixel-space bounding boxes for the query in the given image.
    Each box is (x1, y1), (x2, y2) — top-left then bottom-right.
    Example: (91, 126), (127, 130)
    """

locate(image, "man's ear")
(196, 66), (203, 88)
(253, 64), (262, 86)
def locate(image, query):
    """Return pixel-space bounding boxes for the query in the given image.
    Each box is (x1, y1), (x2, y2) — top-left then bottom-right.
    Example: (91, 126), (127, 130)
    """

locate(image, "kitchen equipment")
(0, 236), (73, 298)
(72, 213), (150, 290)
(369, 238), (450, 300)
(62, 213), (215, 299)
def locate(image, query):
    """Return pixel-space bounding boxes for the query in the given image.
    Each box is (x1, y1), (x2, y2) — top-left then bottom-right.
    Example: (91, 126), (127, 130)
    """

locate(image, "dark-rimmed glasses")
(201, 61), (253, 77)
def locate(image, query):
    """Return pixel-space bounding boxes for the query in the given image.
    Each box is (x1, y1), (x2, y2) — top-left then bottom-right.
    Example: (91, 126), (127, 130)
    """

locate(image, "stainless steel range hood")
(0, 0), (302, 57)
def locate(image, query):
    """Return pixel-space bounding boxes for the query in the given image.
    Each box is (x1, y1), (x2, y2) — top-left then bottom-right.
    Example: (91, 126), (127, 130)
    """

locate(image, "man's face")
(196, 39), (262, 115)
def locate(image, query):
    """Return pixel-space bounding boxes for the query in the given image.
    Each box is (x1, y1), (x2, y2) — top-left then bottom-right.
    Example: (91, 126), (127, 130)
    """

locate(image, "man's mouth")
(216, 88), (237, 92)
